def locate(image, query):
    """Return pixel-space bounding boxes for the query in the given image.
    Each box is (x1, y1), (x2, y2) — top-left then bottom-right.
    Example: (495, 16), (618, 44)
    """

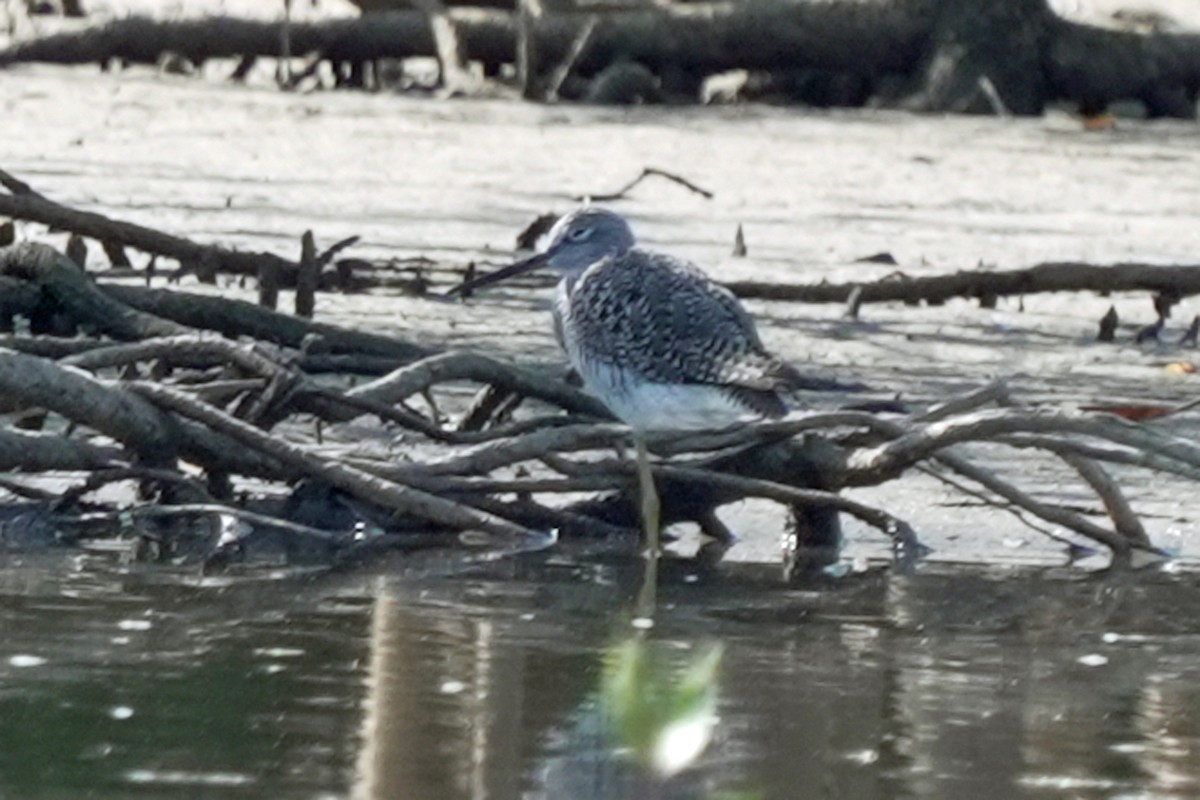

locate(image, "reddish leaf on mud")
(1083, 114), (1117, 131)
(1081, 404), (1176, 421)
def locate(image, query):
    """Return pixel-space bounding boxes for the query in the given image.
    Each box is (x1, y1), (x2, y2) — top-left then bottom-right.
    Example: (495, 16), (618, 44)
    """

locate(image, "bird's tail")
(768, 358), (872, 394)
(768, 358), (907, 415)
(721, 353), (873, 418)
(724, 352), (866, 393)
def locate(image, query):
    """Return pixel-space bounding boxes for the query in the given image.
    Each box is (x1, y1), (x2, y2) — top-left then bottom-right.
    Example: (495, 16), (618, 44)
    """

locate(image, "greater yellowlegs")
(453, 207), (806, 543)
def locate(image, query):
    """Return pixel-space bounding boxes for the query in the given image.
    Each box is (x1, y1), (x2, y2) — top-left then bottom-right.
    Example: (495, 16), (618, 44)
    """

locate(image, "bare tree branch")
(128, 381), (548, 544)
(846, 409), (1200, 484)
(343, 350), (611, 420)
(0, 168), (298, 282)
(726, 261), (1200, 306)
(998, 433), (1200, 483)
(1058, 452), (1150, 546)
(0, 242), (190, 339)
(0, 428), (123, 471)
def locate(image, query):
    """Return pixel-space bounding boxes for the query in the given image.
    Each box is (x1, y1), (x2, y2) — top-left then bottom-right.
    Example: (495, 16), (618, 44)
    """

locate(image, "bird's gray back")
(560, 248), (780, 389)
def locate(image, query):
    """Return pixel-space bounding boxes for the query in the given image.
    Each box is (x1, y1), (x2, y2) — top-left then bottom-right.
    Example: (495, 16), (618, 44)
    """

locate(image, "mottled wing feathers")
(563, 248), (799, 400)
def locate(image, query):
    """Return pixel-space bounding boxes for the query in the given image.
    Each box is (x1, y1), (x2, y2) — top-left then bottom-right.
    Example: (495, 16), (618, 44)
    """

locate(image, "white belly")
(578, 360), (751, 432)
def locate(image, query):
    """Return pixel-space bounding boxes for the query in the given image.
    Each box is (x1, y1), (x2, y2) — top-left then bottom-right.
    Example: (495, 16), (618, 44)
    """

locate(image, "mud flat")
(3, 62), (1200, 565)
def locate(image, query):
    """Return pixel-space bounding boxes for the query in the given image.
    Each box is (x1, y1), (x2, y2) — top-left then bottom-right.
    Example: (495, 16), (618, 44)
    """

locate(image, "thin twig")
(302, 384), (581, 444)
(926, 446), (1133, 556)
(914, 464), (1075, 545)
(581, 167), (714, 203)
(0, 476), (58, 501)
(647, 411), (884, 456)
(317, 235), (360, 266)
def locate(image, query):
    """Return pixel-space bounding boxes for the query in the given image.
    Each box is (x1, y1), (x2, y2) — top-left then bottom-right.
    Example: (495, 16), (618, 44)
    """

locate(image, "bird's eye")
(568, 227), (593, 242)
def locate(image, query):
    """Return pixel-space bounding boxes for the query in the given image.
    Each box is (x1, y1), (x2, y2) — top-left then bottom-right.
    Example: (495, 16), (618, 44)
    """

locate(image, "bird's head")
(449, 207), (635, 295)
(539, 207), (635, 274)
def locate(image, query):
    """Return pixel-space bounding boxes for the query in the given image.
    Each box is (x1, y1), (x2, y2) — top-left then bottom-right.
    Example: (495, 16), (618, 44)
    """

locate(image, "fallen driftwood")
(728, 261), (1200, 308)
(0, 168), (456, 302)
(0, 169), (298, 285)
(0, 235), (1189, 578)
(1, 0), (1198, 115)
(0, 11), (514, 72)
(6, 167), (1200, 337)
(0, 241), (434, 362)
(0, 175), (1193, 574)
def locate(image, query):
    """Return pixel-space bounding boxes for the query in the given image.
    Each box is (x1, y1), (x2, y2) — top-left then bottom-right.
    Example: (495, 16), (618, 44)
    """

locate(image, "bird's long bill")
(446, 252), (550, 297)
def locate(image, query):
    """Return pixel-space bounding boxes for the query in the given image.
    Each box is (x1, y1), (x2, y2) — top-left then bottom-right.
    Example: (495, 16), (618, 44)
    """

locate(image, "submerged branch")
(654, 464), (921, 563)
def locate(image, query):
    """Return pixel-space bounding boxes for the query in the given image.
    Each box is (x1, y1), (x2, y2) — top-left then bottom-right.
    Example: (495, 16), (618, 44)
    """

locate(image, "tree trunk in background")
(902, 0), (1052, 114)
(0, 0), (1196, 116)
(1047, 13), (1200, 117)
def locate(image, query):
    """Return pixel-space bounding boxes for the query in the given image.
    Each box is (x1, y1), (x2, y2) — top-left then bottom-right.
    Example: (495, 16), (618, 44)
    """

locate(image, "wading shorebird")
(451, 208), (807, 546)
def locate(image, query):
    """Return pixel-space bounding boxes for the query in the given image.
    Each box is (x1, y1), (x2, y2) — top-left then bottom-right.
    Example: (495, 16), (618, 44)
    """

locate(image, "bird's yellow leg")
(634, 437), (660, 551)
(633, 436), (660, 622)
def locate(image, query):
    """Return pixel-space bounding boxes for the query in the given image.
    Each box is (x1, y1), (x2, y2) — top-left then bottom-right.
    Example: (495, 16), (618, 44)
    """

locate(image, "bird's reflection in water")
(347, 563), (1200, 800)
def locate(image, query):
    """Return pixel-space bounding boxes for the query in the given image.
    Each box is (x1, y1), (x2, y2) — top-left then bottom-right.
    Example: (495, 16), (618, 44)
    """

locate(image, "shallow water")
(1, 552), (1198, 799)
